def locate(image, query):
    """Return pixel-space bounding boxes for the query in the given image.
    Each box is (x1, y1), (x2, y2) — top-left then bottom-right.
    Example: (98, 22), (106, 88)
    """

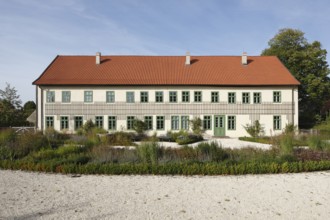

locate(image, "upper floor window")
(194, 91), (202, 102)
(155, 91), (163, 103)
(62, 91), (71, 103)
(169, 91), (177, 103)
(228, 92), (236, 104)
(242, 92), (250, 104)
(211, 92), (219, 103)
(182, 91), (190, 103)
(106, 91), (115, 103)
(126, 92), (135, 103)
(140, 91), (148, 103)
(253, 92), (261, 104)
(84, 91), (93, 103)
(46, 91), (55, 103)
(273, 91), (281, 103)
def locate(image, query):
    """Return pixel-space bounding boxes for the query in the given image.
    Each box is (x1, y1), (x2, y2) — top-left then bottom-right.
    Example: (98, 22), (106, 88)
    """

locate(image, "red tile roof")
(33, 55), (300, 86)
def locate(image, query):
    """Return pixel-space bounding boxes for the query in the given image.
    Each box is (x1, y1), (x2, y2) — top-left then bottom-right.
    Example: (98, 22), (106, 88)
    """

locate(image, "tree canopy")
(0, 83), (36, 127)
(0, 82), (22, 109)
(261, 28), (330, 127)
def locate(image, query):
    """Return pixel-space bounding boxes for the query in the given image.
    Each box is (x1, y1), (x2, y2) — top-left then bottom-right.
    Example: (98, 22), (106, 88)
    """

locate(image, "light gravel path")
(1, 170), (329, 219)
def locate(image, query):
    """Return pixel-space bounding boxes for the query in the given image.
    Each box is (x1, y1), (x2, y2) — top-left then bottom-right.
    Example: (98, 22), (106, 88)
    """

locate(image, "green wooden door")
(214, 115), (225, 136)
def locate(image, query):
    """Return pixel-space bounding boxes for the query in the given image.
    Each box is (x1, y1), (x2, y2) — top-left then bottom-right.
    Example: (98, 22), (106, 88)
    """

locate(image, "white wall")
(38, 85), (298, 137)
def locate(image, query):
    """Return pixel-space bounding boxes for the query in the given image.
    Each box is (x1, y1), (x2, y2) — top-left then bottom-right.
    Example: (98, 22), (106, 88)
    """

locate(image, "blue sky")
(1, 0), (330, 103)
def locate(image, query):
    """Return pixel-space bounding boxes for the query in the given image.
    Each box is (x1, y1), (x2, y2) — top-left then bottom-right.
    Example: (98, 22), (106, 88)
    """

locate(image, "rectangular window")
(62, 91), (71, 103)
(253, 92), (261, 104)
(45, 116), (54, 128)
(194, 91), (202, 102)
(169, 91), (177, 103)
(74, 116), (83, 130)
(46, 91), (55, 103)
(182, 91), (190, 103)
(144, 116), (153, 130)
(95, 116), (103, 129)
(60, 116), (69, 130)
(140, 91), (148, 103)
(171, 116), (180, 130)
(273, 91), (281, 103)
(108, 116), (116, 130)
(106, 91), (115, 103)
(203, 116), (212, 130)
(126, 92), (135, 103)
(181, 116), (189, 130)
(242, 92), (250, 104)
(228, 92), (236, 104)
(155, 91), (163, 103)
(156, 116), (164, 130)
(274, 116), (281, 130)
(127, 116), (135, 130)
(84, 91), (93, 103)
(228, 116), (236, 130)
(211, 92), (219, 103)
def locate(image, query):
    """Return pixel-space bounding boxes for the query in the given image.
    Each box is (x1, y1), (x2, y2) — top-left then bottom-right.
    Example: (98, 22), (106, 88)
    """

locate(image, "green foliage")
(279, 134), (294, 156)
(106, 131), (135, 146)
(262, 28), (330, 127)
(0, 82), (22, 108)
(166, 130), (203, 145)
(190, 117), (203, 135)
(243, 120), (264, 138)
(196, 142), (228, 162)
(133, 119), (147, 135)
(136, 142), (160, 165)
(284, 123), (297, 135)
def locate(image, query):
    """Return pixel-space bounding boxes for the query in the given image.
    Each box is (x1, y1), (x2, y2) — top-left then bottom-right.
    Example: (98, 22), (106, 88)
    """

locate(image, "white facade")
(36, 85), (299, 137)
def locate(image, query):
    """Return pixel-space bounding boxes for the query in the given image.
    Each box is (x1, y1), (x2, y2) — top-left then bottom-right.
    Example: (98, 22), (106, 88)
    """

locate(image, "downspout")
(41, 87), (44, 131)
(292, 87), (294, 126)
(35, 86), (38, 130)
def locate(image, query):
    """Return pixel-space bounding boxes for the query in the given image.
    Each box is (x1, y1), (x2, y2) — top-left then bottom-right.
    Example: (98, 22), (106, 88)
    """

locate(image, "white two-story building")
(33, 52), (300, 137)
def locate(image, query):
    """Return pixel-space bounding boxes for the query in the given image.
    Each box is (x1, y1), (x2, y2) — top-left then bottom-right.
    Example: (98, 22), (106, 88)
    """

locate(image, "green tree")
(0, 83), (22, 109)
(0, 100), (25, 127)
(133, 119), (147, 135)
(243, 120), (264, 138)
(262, 28), (330, 127)
(190, 117), (203, 135)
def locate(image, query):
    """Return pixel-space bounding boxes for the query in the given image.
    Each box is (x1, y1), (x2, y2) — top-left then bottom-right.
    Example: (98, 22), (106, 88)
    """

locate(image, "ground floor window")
(108, 116), (116, 130)
(144, 116), (153, 130)
(74, 116), (83, 130)
(203, 116), (212, 130)
(227, 116), (236, 130)
(127, 116), (135, 130)
(273, 116), (281, 130)
(181, 116), (189, 130)
(60, 116), (69, 130)
(45, 116), (54, 128)
(95, 116), (103, 129)
(156, 116), (164, 130)
(171, 116), (179, 130)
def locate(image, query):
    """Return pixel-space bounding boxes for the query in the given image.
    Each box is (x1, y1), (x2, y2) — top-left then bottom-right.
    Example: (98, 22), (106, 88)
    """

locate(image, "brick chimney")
(96, 52), (101, 65)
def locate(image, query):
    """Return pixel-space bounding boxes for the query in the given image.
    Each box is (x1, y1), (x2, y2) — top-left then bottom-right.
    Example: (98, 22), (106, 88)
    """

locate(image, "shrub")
(196, 142), (228, 162)
(133, 119), (147, 135)
(243, 120), (264, 138)
(190, 117), (203, 135)
(106, 131), (135, 146)
(308, 135), (323, 151)
(279, 134), (294, 155)
(136, 142), (160, 165)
